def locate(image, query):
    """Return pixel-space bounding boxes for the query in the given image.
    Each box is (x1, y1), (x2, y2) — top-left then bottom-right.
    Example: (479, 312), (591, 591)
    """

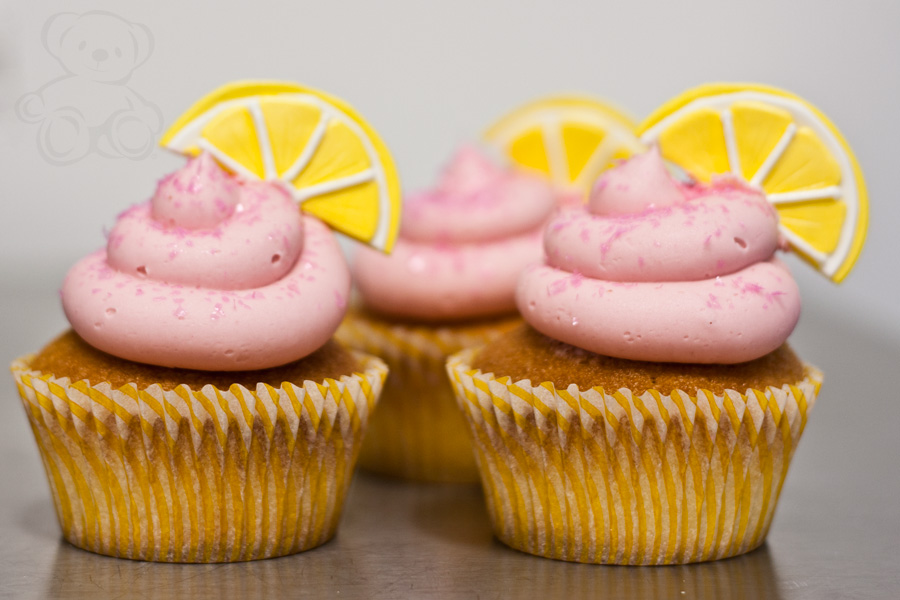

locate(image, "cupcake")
(447, 84), (868, 564)
(338, 94), (641, 482)
(10, 81), (402, 562)
(338, 146), (554, 482)
(338, 95), (643, 483)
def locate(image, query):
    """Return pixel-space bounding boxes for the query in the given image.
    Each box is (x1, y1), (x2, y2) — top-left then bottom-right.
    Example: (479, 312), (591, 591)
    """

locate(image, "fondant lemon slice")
(639, 83), (868, 282)
(484, 95), (644, 197)
(161, 81), (402, 252)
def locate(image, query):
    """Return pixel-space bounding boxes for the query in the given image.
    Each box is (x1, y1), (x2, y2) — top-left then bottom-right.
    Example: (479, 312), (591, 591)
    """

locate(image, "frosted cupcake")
(448, 81), (869, 565)
(337, 146), (555, 482)
(448, 147), (819, 564)
(10, 81), (401, 562)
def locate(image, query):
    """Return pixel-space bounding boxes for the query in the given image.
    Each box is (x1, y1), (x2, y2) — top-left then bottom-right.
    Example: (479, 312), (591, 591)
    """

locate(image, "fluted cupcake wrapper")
(11, 352), (387, 563)
(446, 348), (821, 565)
(336, 309), (519, 482)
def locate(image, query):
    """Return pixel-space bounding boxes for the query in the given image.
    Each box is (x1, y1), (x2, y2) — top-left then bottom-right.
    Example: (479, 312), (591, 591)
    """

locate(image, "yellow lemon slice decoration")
(160, 81), (402, 253)
(639, 83), (868, 282)
(484, 95), (644, 197)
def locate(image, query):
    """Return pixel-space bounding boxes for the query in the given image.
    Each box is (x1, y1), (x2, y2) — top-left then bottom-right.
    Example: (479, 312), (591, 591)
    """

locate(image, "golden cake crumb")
(29, 330), (361, 391)
(471, 324), (806, 395)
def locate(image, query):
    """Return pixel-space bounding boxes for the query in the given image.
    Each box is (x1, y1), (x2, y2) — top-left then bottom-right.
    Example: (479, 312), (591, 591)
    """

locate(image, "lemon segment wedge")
(160, 81), (401, 253)
(638, 83), (868, 282)
(484, 95), (644, 197)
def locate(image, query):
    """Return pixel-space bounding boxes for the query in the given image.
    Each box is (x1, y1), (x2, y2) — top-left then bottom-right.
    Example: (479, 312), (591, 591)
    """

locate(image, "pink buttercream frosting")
(354, 146), (555, 321)
(518, 149), (800, 364)
(62, 153), (350, 371)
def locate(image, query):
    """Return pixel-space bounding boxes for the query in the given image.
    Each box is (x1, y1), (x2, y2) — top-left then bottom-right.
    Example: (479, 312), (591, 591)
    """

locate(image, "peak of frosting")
(400, 145), (555, 244)
(109, 171), (303, 291)
(588, 147), (684, 216)
(151, 153), (241, 230)
(436, 145), (504, 196)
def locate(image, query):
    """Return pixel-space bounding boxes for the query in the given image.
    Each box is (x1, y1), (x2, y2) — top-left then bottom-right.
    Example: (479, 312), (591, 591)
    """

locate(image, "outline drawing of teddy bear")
(16, 11), (163, 165)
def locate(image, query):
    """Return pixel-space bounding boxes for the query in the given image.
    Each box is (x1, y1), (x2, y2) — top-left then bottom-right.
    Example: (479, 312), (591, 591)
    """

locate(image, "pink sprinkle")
(210, 303), (225, 320)
(743, 282), (764, 294)
(706, 294), (721, 309)
(550, 220), (567, 232)
(547, 279), (568, 296)
(334, 291), (346, 309)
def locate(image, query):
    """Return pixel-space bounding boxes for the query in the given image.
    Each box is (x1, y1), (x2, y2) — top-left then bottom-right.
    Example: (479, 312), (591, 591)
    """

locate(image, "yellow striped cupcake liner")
(446, 348), (822, 564)
(336, 309), (520, 482)
(10, 352), (387, 563)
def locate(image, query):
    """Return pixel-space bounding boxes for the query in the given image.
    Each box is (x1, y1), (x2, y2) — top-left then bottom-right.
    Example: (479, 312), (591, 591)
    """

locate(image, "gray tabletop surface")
(2, 279), (899, 600)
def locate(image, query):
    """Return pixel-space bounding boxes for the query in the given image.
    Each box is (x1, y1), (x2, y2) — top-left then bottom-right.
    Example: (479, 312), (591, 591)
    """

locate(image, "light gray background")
(1, 1), (899, 599)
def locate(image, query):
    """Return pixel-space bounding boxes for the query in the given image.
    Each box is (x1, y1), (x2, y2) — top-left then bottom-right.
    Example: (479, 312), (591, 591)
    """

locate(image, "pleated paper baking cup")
(336, 309), (519, 482)
(10, 352), (387, 563)
(446, 348), (822, 565)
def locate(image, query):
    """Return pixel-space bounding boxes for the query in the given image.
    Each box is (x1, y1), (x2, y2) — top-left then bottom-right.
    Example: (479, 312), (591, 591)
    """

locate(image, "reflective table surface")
(2, 280), (898, 599)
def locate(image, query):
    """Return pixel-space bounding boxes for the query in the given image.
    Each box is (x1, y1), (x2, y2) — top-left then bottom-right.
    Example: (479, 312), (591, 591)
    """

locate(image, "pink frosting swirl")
(62, 153), (350, 371)
(354, 146), (555, 321)
(517, 149), (800, 364)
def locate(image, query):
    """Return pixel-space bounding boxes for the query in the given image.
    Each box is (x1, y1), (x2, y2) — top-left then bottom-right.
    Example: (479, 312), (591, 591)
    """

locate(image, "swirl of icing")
(62, 153), (350, 371)
(400, 146), (555, 244)
(108, 154), (304, 290)
(517, 149), (800, 364)
(354, 146), (555, 321)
